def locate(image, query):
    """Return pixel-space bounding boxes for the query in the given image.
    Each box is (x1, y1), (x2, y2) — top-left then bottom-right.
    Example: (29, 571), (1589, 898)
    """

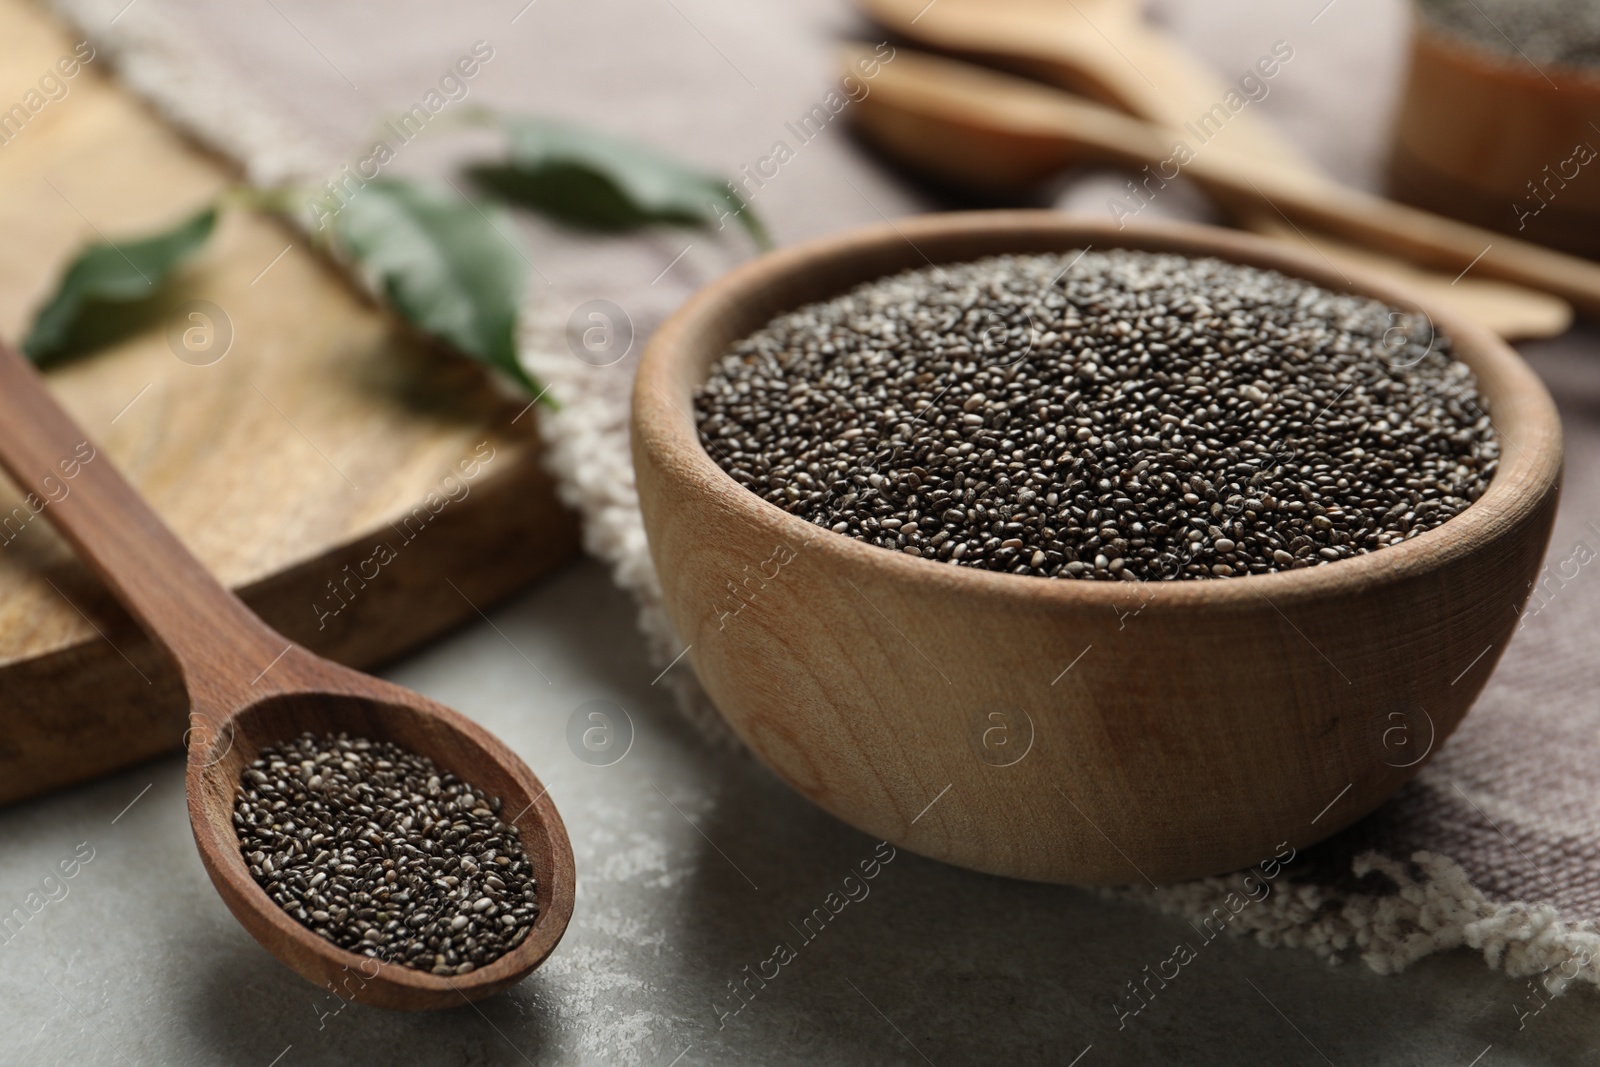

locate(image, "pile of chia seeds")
(694, 250), (1498, 581)
(234, 733), (539, 975)
(1419, 0), (1600, 69)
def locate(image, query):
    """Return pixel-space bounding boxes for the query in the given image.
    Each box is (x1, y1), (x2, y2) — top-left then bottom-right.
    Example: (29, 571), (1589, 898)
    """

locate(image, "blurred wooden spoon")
(846, 45), (1597, 322)
(857, 0), (1572, 339)
(861, 0), (1310, 171)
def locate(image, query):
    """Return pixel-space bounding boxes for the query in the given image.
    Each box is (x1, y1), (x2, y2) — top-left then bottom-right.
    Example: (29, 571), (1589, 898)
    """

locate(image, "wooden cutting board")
(0, 2), (580, 804)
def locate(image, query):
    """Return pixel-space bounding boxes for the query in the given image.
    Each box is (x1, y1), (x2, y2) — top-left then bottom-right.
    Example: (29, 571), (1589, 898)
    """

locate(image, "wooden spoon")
(0, 340), (574, 1011)
(846, 45), (1600, 319)
(1241, 216), (1573, 342)
(861, 0), (1312, 172)
(856, 0), (1573, 339)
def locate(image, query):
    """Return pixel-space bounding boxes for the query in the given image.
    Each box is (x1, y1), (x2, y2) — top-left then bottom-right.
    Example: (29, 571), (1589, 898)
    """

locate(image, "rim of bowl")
(634, 211), (1562, 612)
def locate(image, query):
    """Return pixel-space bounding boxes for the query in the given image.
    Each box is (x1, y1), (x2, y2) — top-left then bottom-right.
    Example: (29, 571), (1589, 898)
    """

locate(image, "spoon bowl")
(186, 653), (575, 1010)
(0, 342), (575, 1010)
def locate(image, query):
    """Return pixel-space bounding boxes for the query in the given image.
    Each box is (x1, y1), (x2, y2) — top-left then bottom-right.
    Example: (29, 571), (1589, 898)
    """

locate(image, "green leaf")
(23, 206), (217, 365)
(329, 179), (544, 397)
(471, 115), (771, 249)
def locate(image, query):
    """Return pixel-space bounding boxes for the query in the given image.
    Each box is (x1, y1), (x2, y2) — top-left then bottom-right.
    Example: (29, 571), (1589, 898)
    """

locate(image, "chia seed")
(234, 732), (539, 975)
(694, 250), (1498, 581)
(1419, 0), (1600, 69)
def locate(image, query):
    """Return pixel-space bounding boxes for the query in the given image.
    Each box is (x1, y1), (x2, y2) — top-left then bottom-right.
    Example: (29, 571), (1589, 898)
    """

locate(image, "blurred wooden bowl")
(632, 211), (1561, 884)
(1391, 15), (1600, 257)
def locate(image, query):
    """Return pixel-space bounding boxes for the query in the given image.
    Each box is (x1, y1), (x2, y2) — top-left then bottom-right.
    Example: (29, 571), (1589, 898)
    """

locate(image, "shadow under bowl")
(631, 211), (1562, 885)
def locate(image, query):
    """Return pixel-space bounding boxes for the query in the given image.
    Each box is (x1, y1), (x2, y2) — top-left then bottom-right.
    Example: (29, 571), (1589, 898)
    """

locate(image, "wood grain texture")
(857, 0), (1573, 340)
(0, 338), (574, 1009)
(1389, 22), (1600, 257)
(845, 44), (1600, 319)
(632, 212), (1562, 885)
(0, 0), (580, 804)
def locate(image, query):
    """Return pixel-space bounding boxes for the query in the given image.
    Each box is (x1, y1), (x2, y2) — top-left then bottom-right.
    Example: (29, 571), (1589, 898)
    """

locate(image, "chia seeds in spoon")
(234, 733), (539, 975)
(694, 250), (1498, 581)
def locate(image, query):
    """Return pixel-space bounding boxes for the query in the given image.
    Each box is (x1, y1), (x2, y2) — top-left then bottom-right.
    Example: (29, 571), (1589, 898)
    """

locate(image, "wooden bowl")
(631, 212), (1561, 884)
(1390, 15), (1600, 257)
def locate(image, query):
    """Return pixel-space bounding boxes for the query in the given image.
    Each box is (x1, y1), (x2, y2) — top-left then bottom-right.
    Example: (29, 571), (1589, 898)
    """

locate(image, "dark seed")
(1420, 0), (1600, 68)
(693, 250), (1496, 582)
(234, 733), (539, 973)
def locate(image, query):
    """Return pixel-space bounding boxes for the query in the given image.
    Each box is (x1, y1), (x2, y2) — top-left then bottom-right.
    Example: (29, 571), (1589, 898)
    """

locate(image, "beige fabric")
(44, 0), (1600, 988)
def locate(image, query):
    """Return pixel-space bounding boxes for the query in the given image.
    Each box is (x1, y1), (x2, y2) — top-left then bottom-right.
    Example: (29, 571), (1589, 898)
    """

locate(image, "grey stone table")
(1, 559), (1595, 1066)
(3, 0), (1598, 1060)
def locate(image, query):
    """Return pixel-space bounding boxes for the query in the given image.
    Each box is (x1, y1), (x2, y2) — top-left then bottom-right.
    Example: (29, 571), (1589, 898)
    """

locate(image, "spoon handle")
(862, 47), (1600, 317)
(0, 341), (285, 699)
